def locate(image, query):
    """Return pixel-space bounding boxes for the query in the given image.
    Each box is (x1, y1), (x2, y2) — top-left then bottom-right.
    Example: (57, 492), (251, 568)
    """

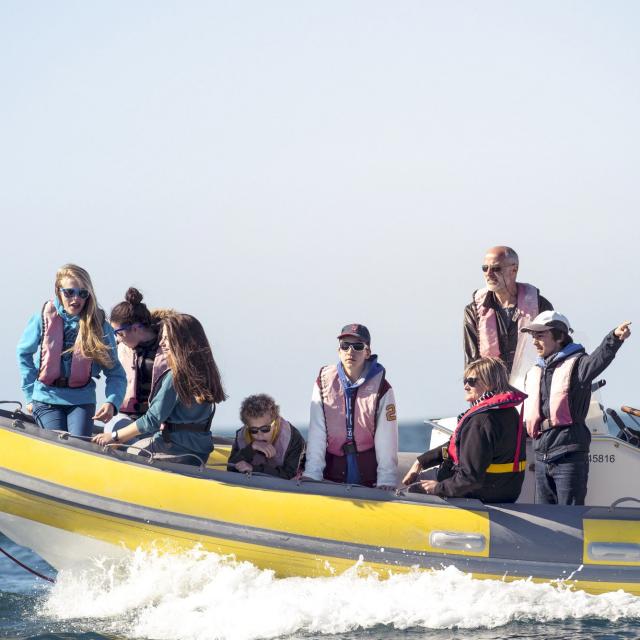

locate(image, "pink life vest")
(118, 341), (169, 414)
(37, 301), (93, 388)
(523, 355), (580, 438)
(448, 390), (527, 473)
(318, 364), (384, 456)
(236, 417), (293, 468)
(474, 283), (539, 359)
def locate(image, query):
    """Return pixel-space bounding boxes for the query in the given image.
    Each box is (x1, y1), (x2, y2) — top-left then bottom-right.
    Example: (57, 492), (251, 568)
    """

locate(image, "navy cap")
(337, 323), (371, 345)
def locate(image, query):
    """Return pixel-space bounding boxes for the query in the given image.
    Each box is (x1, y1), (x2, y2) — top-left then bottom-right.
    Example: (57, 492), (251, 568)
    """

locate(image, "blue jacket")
(17, 299), (126, 408)
(136, 370), (214, 458)
(335, 355), (385, 484)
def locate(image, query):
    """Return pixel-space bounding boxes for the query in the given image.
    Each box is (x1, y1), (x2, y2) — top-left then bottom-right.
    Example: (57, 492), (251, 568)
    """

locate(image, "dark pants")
(32, 401), (96, 438)
(535, 451), (589, 505)
(128, 435), (210, 466)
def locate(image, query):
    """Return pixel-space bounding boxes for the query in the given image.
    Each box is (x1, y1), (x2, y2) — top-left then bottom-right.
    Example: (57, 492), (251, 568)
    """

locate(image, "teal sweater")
(17, 299), (126, 408)
(136, 371), (215, 457)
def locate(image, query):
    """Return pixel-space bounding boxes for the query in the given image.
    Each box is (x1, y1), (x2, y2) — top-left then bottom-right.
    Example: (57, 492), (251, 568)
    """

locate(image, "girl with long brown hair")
(17, 264), (127, 437)
(92, 313), (227, 465)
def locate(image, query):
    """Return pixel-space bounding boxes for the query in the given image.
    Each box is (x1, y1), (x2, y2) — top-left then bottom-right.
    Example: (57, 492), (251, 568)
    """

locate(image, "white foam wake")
(40, 548), (640, 640)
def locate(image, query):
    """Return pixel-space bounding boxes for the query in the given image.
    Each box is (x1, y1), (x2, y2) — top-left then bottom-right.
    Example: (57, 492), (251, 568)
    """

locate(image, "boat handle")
(429, 531), (486, 551)
(609, 497), (640, 510)
(588, 542), (640, 562)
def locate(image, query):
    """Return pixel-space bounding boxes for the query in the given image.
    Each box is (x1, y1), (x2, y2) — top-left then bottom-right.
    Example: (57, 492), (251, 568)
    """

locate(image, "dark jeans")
(32, 401), (96, 438)
(535, 451), (589, 505)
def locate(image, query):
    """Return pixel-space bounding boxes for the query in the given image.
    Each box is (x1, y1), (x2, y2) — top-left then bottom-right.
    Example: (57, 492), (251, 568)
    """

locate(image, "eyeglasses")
(113, 323), (141, 336)
(248, 425), (272, 434)
(481, 263), (514, 274)
(339, 341), (366, 352)
(463, 377), (478, 387)
(60, 287), (89, 299)
(247, 419), (276, 435)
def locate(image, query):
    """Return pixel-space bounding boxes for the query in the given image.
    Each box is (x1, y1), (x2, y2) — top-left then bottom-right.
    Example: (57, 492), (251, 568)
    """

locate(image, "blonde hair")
(55, 264), (112, 368)
(464, 357), (510, 393)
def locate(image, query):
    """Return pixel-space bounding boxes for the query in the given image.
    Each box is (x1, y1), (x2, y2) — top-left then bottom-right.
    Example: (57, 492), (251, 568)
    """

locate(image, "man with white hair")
(464, 245), (553, 376)
(521, 311), (631, 505)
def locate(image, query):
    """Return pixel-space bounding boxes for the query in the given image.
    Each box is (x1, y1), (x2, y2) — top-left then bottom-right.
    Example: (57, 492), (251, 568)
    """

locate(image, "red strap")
(512, 409), (524, 472)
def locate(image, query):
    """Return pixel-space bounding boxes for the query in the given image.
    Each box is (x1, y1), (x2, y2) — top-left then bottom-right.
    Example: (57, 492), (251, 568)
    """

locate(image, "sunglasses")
(248, 425), (272, 435)
(463, 377), (478, 387)
(247, 420), (275, 435)
(339, 341), (366, 352)
(113, 323), (141, 336)
(481, 263), (515, 274)
(60, 287), (90, 300)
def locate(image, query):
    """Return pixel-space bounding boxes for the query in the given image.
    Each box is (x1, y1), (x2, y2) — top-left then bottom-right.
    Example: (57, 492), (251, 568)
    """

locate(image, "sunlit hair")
(161, 313), (227, 405)
(486, 245), (519, 267)
(503, 247), (519, 266)
(55, 264), (112, 368)
(240, 394), (280, 425)
(464, 357), (510, 394)
(110, 287), (153, 327)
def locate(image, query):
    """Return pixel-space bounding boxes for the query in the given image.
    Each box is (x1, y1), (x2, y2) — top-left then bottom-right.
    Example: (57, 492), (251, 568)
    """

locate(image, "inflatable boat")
(1, 403), (640, 595)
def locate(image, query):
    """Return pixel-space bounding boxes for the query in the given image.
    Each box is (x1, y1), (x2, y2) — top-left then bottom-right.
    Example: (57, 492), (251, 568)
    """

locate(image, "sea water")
(2, 424), (640, 640)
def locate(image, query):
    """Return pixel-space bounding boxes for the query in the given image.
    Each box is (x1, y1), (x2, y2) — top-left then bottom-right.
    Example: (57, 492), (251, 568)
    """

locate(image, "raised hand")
(614, 321), (632, 341)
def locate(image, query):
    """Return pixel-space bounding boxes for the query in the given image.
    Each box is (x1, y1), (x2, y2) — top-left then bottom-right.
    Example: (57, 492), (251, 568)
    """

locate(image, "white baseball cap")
(520, 310), (573, 334)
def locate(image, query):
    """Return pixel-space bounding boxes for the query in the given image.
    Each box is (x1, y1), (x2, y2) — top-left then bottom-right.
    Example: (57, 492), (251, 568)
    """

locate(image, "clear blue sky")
(1, 1), (639, 427)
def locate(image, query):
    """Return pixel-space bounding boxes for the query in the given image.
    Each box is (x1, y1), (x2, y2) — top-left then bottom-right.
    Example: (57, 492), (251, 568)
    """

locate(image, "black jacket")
(418, 406), (525, 503)
(227, 424), (306, 480)
(463, 289), (553, 372)
(532, 331), (623, 460)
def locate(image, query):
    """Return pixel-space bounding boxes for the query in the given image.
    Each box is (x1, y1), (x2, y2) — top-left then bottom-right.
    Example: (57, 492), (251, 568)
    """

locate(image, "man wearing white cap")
(464, 246), (553, 377)
(521, 311), (631, 505)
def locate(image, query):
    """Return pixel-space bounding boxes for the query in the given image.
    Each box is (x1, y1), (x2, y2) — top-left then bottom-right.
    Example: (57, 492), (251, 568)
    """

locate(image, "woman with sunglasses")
(109, 288), (168, 424)
(227, 394), (305, 479)
(92, 313), (226, 466)
(303, 323), (398, 490)
(17, 264), (127, 437)
(402, 357), (527, 503)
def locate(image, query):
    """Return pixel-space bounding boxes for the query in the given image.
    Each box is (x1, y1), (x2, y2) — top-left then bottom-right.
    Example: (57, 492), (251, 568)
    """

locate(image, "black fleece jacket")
(532, 331), (623, 460)
(227, 425), (306, 480)
(418, 406), (525, 503)
(463, 289), (553, 372)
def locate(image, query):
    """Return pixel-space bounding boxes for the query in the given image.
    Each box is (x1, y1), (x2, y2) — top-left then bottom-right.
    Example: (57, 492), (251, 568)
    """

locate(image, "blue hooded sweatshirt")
(336, 355), (385, 484)
(535, 341), (584, 371)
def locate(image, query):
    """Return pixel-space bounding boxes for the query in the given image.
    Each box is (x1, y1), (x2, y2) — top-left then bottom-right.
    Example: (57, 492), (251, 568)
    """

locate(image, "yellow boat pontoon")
(1, 404), (640, 596)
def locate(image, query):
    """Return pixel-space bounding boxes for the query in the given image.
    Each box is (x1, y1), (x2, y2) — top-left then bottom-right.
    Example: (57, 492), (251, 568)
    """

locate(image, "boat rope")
(103, 442), (207, 470)
(0, 544), (56, 583)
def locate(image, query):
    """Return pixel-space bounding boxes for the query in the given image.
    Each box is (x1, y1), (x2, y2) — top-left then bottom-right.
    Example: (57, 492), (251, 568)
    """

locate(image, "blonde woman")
(403, 357), (527, 503)
(17, 264), (126, 437)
